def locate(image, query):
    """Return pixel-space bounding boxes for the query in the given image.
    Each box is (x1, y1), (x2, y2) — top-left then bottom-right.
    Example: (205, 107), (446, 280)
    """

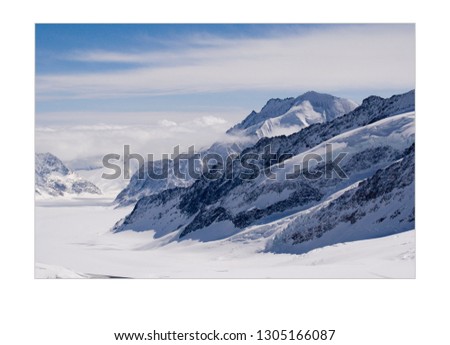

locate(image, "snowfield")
(35, 197), (415, 278)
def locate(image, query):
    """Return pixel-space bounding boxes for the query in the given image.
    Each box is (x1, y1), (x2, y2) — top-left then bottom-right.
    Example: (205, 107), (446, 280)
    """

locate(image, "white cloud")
(36, 110), (245, 126)
(193, 116), (227, 127)
(36, 25), (415, 101)
(35, 113), (236, 166)
(158, 119), (177, 127)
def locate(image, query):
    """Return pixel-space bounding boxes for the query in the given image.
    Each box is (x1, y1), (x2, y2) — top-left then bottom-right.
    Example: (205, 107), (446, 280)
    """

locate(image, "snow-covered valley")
(35, 197), (415, 278)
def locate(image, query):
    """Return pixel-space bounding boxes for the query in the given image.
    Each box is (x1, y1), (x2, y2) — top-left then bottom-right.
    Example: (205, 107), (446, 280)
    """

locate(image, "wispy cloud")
(36, 25), (415, 101)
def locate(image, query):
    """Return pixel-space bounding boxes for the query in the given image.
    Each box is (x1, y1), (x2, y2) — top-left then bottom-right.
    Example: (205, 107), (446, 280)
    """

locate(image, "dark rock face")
(180, 207), (231, 237)
(71, 180), (102, 194)
(269, 144), (415, 253)
(233, 184), (323, 229)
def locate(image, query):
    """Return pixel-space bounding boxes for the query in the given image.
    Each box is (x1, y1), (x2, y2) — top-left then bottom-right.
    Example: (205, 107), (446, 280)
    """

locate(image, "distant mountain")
(227, 91), (358, 138)
(115, 91), (358, 206)
(112, 90), (415, 253)
(114, 131), (254, 206)
(35, 153), (101, 197)
(114, 158), (197, 206)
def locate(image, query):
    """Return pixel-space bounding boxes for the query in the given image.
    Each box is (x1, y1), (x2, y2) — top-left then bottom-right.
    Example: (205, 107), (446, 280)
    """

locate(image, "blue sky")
(36, 24), (415, 121)
(36, 24), (319, 73)
(36, 24), (318, 120)
(35, 24), (415, 162)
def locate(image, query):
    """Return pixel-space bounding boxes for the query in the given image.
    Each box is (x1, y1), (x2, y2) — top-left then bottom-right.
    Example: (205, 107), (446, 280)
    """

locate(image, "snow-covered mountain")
(114, 138), (255, 206)
(114, 133), (251, 206)
(266, 143), (414, 254)
(115, 91), (357, 206)
(227, 91), (358, 138)
(112, 90), (415, 253)
(35, 153), (101, 197)
(114, 159), (197, 206)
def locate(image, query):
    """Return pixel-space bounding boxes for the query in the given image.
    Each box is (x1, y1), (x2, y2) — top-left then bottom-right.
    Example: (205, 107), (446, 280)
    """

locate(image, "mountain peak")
(227, 91), (358, 138)
(295, 91), (337, 103)
(360, 90), (415, 115)
(260, 97), (295, 112)
(361, 95), (384, 106)
(300, 90), (332, 97)
(35, 152), (70, 176)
